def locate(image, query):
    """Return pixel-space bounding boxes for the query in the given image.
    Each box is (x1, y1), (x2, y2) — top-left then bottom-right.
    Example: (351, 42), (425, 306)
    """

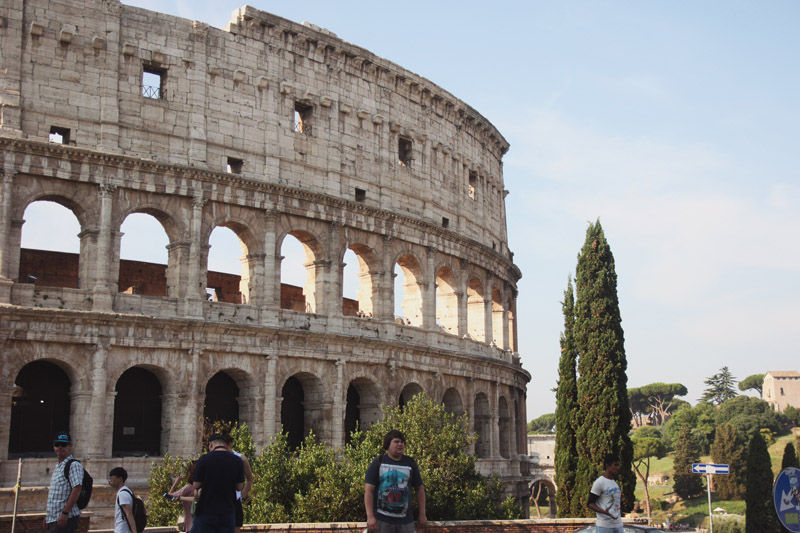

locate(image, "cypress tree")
(573, 221), (635, 514)
(672, 425), (704, 499)
(710, 424), (746, 500)
(555, 277), (579, 517)
(745, 432), (779, 532)
(782, 441), (799, 470)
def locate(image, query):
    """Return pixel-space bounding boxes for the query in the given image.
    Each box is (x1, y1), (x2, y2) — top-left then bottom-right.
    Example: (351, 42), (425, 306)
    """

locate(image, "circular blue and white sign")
(774, 467), (800, 531)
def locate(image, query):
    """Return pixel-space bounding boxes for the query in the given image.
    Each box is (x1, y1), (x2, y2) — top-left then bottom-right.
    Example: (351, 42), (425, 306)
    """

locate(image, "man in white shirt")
(108, 467), (137, 533)
(587, 453), (623, 533)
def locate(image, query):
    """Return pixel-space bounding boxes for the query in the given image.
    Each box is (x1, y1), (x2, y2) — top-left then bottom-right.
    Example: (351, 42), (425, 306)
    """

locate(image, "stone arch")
(491, 285), (505, 348)
(529, 477), (557, 518)
(506, 294), (516, 352)
(17, 196), (88, 288)
(14, 190), (91, 229)
(442, 387), (464, 417)
(278, 227), (325, 313)
(204, 371), (240, 426)
(344, 377), (381, 443)
(116, 205), (183, 245)
(280, 372), (325, 449)
(435, 264), (459, 335)
(394, 252), (424, 327)
(340, 242), (379, 317)
(398, 382), (424, 409)
(474, 392), (491, 458)
(499, 395), (511, 459)
(204, 218), (262, 305)
(9, 360), (72, 456)
(112, 366), (165, 456)
(467, 276), (486, 342)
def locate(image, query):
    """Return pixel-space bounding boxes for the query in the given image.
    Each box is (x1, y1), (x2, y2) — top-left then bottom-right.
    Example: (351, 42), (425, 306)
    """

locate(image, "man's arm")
(121, 503), (137, 533)
(587, 492), (616, 519)
(241, 455), (253, 499)
(56, 485), (82, 527)
(415, 485), (427, 528)
(364, 483), (377, 532)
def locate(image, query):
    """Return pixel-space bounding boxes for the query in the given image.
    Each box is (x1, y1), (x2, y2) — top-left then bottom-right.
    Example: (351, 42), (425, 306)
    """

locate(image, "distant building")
(763, 371), (800, 412)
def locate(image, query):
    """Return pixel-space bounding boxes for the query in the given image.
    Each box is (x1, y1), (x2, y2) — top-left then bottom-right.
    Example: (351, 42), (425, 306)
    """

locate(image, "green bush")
(146, 453), (194, 527)
(703, 515), (745, 533)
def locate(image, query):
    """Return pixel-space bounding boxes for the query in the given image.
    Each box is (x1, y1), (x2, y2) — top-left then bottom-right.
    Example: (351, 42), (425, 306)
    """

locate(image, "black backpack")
(118, 487), (148, 533)
(63, 459), (93, 509)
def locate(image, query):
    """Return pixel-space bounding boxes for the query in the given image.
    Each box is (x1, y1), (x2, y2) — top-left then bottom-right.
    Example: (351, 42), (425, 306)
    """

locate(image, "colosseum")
(0, 0), (532, 519)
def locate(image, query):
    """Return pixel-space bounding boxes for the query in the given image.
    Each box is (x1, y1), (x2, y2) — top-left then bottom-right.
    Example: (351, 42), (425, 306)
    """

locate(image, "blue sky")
(24, 1), (800, 419)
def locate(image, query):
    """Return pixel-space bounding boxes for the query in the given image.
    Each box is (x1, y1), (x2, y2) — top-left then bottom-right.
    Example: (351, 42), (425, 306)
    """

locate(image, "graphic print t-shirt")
(590, 475), (623, 528)
(365, 455), (423, 525)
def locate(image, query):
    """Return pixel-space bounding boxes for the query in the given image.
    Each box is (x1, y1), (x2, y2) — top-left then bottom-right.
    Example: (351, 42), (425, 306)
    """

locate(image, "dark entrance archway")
(204, 372), (239, 425)
(113, 367), (162, 456)
(9, 360), (71, 456)
(281, 376), (305, 449)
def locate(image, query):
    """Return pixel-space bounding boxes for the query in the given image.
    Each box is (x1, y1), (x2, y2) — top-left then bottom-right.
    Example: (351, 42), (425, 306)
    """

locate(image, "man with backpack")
(108, 467), (141, 533)
(44, 432), (83, 533)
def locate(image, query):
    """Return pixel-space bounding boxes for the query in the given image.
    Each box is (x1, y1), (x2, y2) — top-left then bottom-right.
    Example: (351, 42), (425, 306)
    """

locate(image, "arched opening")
(394, 254), (423, 327)
(343, 245), (376, 317)
(474, 393), (490, 458)
(435, 266), (458, 334)
(442, 388), (464, 417)
(204, 372), (239, 426)
(507, 298), (516, 352)
(344, 378), (381, 443)
(9, 360), (71, 456)
(280, 373), (324, 449)
(280, 233), (315, 313)
(398, 383), (423, 409)
(530, 479), (557, 518)
(492, 287), (504, 347)
(206, 226), (247, 304)
(467, 277), (485, 341)
(19, 201), (81, 288)
(113, 367), (162, 456)
(499, 396), (510, 459)
(119, 213), (170, 297)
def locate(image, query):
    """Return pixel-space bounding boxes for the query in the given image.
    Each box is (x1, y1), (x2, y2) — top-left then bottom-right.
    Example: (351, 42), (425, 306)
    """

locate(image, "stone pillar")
(484, 298), (494, 346)
(262, 211), (280, 310)
(374, 236), (395, 321)
(240, 253), (265, 306)
(305, 259), (329, 314)
(263, 355), (278, 440)
(92, 185), (116, 311)
(422, 247), (436, 329)
(331, 359), (346, 448)
(183, 196), (206, 317)
(323, 222), (342, 316)
(490, 382), (500, 459)
(86, 345), (109, 458)
(0, 171), (15, 302)
(69, 390), (92, 458)
(0, 384), (14, 460)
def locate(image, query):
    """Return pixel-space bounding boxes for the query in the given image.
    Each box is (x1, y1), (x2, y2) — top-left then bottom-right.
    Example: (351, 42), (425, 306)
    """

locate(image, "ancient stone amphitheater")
(0, 0), (531, 518)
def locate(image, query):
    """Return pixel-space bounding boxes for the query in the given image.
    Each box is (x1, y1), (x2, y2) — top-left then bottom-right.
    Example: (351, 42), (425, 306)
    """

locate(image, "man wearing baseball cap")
(44, 432), (83, 533)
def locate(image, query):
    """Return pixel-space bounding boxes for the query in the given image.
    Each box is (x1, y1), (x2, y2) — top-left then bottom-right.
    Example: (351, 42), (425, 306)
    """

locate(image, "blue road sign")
(775, 467), (800, 531)
(692, 463), (729, 474)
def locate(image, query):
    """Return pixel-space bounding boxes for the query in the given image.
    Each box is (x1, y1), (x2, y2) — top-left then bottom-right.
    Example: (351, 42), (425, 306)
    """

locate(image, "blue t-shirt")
(365, 454), (423, 525)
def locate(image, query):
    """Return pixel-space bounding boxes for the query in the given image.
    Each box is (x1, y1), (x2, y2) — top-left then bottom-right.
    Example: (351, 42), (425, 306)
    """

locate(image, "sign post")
(693, 463), (730, 533)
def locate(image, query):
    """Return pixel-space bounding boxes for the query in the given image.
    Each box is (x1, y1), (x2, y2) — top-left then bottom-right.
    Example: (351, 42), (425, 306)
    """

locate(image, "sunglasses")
(54, 443), (69, 448)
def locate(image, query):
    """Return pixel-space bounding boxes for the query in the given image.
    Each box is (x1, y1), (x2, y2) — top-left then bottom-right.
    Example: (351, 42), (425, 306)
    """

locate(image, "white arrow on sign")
(692, 463), (730, 474)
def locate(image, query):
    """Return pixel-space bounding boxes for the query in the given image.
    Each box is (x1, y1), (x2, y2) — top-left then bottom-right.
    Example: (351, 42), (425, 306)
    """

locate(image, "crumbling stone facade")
(0, 0), (530, 509)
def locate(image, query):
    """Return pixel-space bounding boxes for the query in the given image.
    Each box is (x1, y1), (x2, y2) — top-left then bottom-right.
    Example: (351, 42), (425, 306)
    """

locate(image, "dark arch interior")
(9, 360), (71, 456)
(204, 372), (239, 425)
(344, 383), (360, 444)
(281, 376), (304, 449)
(113, 367), (162, 456)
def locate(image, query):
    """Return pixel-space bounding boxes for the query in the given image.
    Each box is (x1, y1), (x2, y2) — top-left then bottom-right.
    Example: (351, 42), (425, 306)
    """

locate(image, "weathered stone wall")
(0, 0), (536, 515)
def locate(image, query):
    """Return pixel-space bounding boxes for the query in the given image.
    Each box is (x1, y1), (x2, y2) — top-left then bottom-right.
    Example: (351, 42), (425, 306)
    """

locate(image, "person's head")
(109, 467), (128, 489)
(383, 430), (406, 459)
(208, 433), (228, 451)
(53, 431), (72, 459)
(185, 460), (197, 483)
(603, 453), (621, 478)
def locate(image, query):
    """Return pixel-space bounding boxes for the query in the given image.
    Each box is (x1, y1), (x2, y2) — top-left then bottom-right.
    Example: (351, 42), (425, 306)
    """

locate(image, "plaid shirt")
(45, 456), (83, 523)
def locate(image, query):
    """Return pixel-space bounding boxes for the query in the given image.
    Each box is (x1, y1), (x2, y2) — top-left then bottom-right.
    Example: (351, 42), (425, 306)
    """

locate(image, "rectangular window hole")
(355, 188), (366, 202)
(294, 102), (313, 135)
(468, 170), (477, 199)
(49, 126), (70, 144)
(398, 136), (412, 166)
(226, 157), (243, 174)
(142, 67), (165, 99)
(442, 217), (449, 228)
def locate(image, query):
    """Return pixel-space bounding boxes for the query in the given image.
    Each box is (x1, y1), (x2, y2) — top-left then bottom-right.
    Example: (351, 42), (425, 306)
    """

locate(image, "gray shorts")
(376, 521), (415, 533)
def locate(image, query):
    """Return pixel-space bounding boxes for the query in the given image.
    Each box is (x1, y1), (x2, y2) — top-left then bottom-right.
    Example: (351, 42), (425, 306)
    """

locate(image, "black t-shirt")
(193, 450), (245, 517)
(365, 454), (423, 525)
